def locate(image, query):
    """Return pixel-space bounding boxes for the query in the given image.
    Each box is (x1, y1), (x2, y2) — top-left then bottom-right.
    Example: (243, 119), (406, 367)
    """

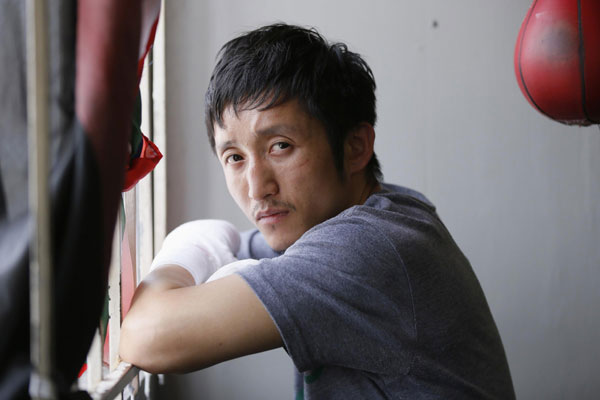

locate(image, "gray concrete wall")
(160, 1), (600, 398)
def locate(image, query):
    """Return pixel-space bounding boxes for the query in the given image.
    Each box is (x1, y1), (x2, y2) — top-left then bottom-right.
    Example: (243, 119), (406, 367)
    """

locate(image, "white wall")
(161, 1), (600, 399)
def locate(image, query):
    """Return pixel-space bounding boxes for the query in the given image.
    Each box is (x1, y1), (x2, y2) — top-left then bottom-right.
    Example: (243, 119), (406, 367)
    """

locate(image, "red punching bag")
(514, 0), (600, 125)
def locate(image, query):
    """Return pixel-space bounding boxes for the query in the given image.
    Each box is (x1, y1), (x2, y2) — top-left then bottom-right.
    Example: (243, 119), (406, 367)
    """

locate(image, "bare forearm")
(119, 268), (282, 374)
(120, 266), (197, 373)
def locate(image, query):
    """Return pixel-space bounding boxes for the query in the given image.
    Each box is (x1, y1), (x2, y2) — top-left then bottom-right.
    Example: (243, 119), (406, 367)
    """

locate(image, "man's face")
(214, 100), (352, 251)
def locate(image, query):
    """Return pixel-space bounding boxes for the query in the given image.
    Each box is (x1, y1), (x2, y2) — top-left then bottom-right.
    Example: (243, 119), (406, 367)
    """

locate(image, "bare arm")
(119, 265), (282, 374)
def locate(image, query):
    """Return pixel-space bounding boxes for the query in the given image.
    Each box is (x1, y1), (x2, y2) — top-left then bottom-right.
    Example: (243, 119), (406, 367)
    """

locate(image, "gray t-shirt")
(237, 183), (515, 399)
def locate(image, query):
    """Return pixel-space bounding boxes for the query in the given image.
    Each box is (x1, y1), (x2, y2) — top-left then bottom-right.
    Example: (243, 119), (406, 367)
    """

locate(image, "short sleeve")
(237, 215), (417, 374)
(237, 229), (281, 260)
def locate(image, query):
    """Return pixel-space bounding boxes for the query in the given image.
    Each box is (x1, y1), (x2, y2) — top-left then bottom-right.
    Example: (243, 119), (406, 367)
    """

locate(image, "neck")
(348, 173), (380, 206)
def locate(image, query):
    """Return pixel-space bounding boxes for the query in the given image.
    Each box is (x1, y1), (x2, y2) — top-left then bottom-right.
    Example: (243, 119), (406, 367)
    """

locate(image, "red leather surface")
(76, 0), (142, 266)
(123, 134), (163, 192)
(514, 0), (600, 125)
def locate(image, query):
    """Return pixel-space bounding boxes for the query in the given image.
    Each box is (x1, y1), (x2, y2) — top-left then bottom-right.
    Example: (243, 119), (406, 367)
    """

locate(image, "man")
(121, 24), (516, 399)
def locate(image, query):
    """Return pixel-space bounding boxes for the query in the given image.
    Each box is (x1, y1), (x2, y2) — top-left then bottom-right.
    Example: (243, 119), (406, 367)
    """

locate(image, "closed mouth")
(255, 209), (289, 223)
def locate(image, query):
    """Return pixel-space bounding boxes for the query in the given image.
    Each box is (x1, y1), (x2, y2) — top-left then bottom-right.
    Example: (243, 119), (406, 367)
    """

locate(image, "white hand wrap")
(206, 259), (260, 283)
(150, 219), (241, 285)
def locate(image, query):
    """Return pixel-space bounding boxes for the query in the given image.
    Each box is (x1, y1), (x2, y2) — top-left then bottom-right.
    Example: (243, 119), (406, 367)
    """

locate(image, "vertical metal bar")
(124, 189), (137, 279)
(26, 0), (55, 399)
(108, 212), (123, 372)
(137, 171), (154, 282)
(141, 371), (152, 399)
(152, 2), (167, 251)
(138, 56), (154, 281)
(122, 189), (137, 321)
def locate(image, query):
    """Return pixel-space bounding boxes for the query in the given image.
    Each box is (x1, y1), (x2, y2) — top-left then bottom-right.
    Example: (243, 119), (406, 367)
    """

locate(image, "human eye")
(270, 142), (291, 153)
(225, 153), (244, 164)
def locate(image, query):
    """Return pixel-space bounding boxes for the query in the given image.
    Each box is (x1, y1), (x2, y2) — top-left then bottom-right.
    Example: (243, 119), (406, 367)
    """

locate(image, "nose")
(246, 157), (278, 200)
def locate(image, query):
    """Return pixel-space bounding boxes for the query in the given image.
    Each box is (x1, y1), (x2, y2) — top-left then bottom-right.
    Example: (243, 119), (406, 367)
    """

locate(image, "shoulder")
(358, 183), (438, 225)
(298, 183), (442, 253)
(280, 204), (405, 279)
(276, 183), (458, 284)
(288, 211), (397, 262)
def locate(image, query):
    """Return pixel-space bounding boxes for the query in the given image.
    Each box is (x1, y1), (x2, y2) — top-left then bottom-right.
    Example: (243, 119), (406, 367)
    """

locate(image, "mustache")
(252, 199), (297, 215)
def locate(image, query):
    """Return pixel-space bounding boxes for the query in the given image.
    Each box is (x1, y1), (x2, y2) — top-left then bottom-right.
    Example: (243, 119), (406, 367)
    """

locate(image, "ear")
(344, 123), (376, 176)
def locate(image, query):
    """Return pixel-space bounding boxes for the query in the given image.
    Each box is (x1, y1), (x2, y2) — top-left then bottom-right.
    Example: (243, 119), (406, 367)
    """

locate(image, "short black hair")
(205, 23), (382, 182)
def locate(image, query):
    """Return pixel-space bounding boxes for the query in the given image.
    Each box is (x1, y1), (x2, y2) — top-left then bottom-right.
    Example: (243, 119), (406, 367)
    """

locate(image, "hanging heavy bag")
(514, 0), (600, 125)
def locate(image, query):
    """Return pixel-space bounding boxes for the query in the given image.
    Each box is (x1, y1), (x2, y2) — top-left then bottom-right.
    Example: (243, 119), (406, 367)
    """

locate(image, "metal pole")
(26, 0), (55, 398)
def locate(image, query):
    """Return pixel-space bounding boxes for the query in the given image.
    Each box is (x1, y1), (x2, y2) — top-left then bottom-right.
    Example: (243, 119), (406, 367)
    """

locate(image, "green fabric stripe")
(130, 90), (143, 159)
(304, 366), (324, 384)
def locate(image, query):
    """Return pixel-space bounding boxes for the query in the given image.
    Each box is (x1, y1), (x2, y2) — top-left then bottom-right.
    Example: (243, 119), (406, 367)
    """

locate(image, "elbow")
(119, 313), (151, 371)
(119, 311), (174, 374)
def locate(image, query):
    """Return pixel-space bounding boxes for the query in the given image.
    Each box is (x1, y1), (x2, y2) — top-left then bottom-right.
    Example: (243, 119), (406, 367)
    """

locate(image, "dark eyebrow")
(216, 140), (236, 155)
(255, 123), (299, 136)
